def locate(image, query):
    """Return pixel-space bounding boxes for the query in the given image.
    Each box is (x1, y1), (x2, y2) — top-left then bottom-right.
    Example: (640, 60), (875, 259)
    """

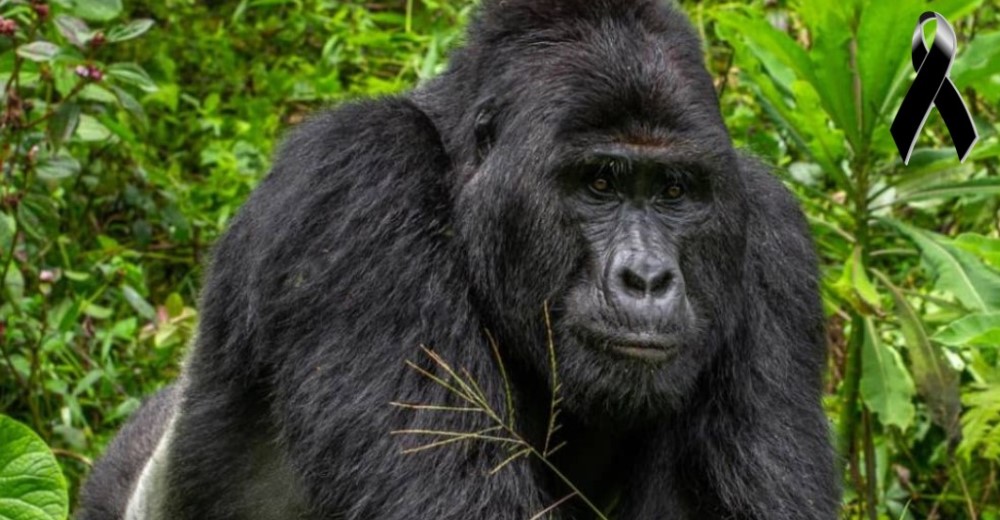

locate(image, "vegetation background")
(1, 0), (999, 518)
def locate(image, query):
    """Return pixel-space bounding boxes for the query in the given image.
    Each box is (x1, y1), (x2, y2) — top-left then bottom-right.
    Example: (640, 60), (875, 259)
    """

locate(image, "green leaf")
(712, 12), (851, 189)
(63, 270), (90, 282)
(791, 0), (859, 149)
(712, 10), (815, 94)
(934, 312), (1000, 347)
(16, 41), (60, 62)
(955, 233), (1000, 269)
(83, 302), (113, 320)
(859, 317), (915, 430)
(72, 369), (105, 396)
(833, 246), (882, 311)
(0, 214), (14, 260)
(952, 31), (1000, 93)
(72, 0), (123, 22)
(109, 398), (141, 421)
(52, 425), (86, 451)
(893, 178), (1000, 204)
(54, 14), (93, 48)
(111, 85), (148, 126)
(17, 201), (43, 241)
(46, 102), (81, 149)
(960, 386), (1000, 461)
(75, 114), (114, 142)
(0, 415), (69, 520)
(857, 1), (925, 137)
(106, 63), (158, 92)
(122, 285), (156, 320)
(78, 84), (119, 104)
(876, 271), (962, 439)
(165, 292), (184, 317)
(891, 220), (1000, 312)
(4, 265), (24, 301)
(107, 19), (154, 43)
(932, 0), (986, 21)
(850, 247), (880, 308)
(35, 154), (81, 181)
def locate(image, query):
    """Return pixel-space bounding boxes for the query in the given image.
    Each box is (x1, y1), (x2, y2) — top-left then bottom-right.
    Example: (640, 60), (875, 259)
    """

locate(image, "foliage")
(0, 414), (68, 520)
(1, 0), (170, 503)
(706, 0), (1000, 517)
(1, 0), (999, 518)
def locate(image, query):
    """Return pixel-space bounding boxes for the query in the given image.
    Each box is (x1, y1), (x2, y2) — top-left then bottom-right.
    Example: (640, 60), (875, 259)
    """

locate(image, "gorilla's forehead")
(486, 10), (724, 143)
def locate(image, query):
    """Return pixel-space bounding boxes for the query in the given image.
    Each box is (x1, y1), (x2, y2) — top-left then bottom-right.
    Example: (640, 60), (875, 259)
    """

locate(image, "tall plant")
(706, 0), (1000, 518)
(1, 0), (161, 500)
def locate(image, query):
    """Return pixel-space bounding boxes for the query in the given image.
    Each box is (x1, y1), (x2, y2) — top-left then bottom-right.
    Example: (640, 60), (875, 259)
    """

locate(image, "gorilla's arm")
(616, 158), (839, 520)
(696, 158), (838, 519)
(160, 98), (553, 519)
(76, 385), (177, 520)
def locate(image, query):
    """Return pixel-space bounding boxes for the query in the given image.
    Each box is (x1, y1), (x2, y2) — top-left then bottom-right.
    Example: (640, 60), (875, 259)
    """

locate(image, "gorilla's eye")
(665, 184), (685, 200)
(591, 177), (611, 194)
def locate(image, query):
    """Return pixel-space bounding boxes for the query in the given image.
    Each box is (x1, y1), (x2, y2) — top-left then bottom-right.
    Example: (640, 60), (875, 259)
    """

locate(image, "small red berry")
(0, 18), (17, 37)
(74, 65), (104, 81)
(33, 3), (50, 20)
(89, 32), (106, 48)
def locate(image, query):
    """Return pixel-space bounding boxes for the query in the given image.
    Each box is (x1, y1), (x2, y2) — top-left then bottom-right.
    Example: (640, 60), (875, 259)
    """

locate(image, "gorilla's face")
(543, 139), (746, 420)
(459, 130), (747, 420)
(454, 11), (749, 420)
(558, 150), (712, 366)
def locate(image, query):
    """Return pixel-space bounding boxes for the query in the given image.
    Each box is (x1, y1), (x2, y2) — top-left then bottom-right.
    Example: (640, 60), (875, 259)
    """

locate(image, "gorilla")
(78, 0), (839, 518)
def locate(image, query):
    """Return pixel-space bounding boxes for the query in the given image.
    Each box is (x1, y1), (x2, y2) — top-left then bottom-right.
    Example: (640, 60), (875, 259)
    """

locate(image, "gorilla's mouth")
(609, 343), (677, 362)
(577, 328), (681, 364)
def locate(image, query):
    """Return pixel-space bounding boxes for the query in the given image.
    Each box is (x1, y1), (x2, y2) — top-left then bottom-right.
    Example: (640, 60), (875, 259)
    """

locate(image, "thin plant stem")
(394, 305), (610, 520)
(528, 492), (578, 520)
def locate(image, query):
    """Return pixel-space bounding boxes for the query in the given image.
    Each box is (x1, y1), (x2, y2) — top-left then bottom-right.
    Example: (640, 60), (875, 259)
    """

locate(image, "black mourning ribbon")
(891, 12), (978, 165)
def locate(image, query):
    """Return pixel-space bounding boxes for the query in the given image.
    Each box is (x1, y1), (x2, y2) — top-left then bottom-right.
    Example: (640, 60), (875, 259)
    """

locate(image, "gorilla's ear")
(473, 99), (497, 164)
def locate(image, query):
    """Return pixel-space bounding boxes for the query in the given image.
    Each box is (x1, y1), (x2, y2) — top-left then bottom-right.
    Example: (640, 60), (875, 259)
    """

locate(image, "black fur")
(76, 386), (177, 520)
(78, 1), (839, 518)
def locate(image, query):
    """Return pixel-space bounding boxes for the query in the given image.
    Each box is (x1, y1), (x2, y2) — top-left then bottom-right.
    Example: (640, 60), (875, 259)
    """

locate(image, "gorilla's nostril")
(621, 269), (650, 295)
(619, 265), (673, 298)
(648, 271), (673, 296)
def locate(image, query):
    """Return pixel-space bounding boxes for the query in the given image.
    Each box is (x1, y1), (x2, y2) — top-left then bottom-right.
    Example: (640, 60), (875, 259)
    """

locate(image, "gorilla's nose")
(611, 251), (678, 301)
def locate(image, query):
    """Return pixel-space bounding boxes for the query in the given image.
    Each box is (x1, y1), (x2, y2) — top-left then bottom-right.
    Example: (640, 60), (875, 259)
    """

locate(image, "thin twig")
(390, 429), (518, 445)
(396, 426), (506, 455)
(389, 402), (482, 413)
(51, 448), (92, 467)
(395, 335), (609, 520)
(528, 492), (578, 520)
(486, 328), (516, 428)
(489, 447), (531, 475)
(952, 459), (978, 520)
(542, 301), (561, 457)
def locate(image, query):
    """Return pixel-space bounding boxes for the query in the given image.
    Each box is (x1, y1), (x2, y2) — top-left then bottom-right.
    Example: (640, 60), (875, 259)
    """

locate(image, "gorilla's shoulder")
(269, 96), (450, 183)
(737, 153), (811, 243)
(736, 152), (819, 295)
(225, 96), (454, 248)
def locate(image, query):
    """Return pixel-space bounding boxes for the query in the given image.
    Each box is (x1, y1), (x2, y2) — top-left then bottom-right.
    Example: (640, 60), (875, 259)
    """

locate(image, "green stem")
(405, 0), (414, 34)
(531, 448), (609, 520)
(862, 408), (878, 520)
(837, 314), (863, 461)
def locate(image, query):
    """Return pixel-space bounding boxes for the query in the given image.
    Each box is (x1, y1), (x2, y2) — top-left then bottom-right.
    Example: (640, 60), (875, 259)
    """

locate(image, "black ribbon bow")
(890, 11), (978, 165)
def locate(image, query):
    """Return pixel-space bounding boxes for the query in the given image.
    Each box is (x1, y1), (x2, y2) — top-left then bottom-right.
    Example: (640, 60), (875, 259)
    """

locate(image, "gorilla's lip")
(609, 343), (676, 362)
(578, 328), (681, 363)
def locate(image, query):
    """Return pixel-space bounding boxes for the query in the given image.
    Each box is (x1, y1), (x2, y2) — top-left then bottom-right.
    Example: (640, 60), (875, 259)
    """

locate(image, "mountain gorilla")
(78, 0), (839, 518)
